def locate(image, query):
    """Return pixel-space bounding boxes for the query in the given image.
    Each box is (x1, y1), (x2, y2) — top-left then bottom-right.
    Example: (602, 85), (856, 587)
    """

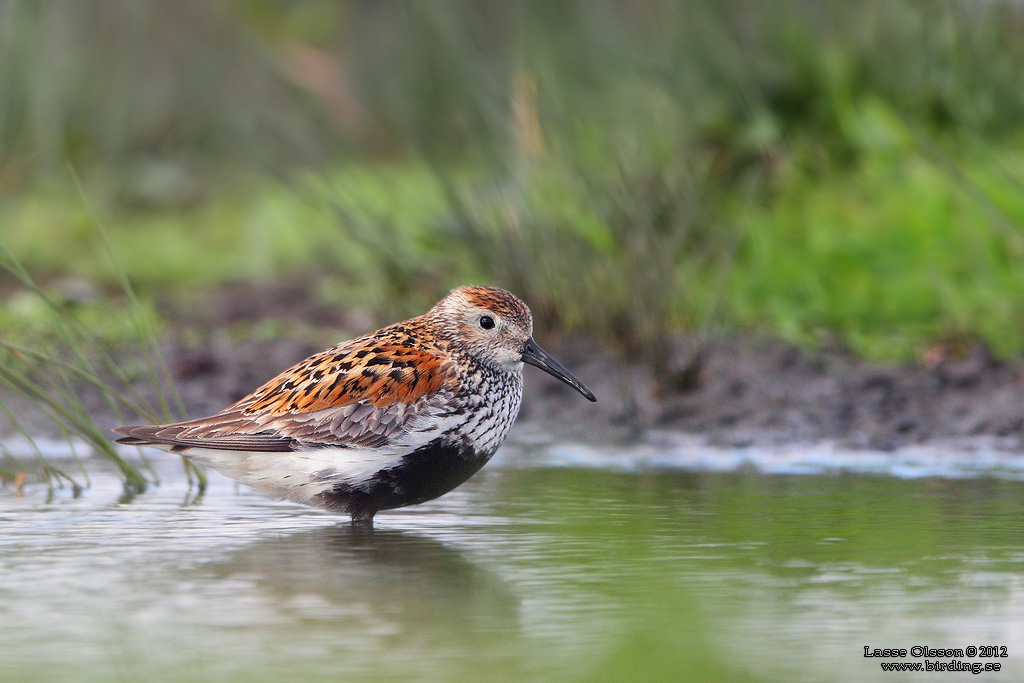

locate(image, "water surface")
(2, 444), (1023, 682)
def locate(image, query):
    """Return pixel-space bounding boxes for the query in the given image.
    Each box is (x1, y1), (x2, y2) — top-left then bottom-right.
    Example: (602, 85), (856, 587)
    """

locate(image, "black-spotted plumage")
(114, 286), (596, 524)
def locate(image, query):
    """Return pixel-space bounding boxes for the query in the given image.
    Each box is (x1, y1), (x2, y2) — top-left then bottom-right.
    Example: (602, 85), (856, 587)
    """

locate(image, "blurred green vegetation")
(3, 0), (1024, 360)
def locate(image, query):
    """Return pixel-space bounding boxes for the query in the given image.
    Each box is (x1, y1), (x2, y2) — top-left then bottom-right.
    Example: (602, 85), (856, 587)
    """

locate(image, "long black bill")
(521, 338), (597, 402)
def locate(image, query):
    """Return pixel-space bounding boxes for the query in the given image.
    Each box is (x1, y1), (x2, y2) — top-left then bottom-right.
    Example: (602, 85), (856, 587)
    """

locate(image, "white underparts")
(181, 447), (408, 505)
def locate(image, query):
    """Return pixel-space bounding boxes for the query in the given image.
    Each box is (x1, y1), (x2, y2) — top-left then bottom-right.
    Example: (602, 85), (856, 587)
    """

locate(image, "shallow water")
(2, 443), (1024, 682)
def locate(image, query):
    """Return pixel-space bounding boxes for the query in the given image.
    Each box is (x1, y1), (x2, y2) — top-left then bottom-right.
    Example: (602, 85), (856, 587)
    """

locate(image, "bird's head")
(430, 286), (596, 402)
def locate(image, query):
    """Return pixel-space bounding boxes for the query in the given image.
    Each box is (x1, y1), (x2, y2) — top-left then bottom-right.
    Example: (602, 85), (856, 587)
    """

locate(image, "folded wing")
(114, 337), (456, 453)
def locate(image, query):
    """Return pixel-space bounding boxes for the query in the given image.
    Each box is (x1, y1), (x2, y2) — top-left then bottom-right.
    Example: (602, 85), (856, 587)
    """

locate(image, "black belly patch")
(315, 440), (489, 520)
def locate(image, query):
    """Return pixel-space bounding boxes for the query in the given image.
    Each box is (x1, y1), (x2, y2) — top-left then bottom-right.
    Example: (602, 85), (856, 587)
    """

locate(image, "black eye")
(479, 315), (495, 330)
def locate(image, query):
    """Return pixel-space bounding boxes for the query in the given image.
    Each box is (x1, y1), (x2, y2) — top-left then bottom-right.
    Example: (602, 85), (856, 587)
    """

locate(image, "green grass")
(731, 134), (1024, 359)
(0, 224), (206, 493)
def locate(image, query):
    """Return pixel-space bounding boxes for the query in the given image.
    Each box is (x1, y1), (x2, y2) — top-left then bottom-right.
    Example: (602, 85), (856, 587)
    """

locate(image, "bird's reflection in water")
(202, 524), (522, 641)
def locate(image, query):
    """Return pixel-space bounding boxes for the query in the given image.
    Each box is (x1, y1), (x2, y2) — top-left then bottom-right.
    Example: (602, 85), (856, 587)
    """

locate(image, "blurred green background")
(4, 0), (1024, 360)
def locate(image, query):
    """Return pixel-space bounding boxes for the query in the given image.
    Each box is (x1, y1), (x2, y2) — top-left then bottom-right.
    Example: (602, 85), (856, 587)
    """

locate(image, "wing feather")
(113, 421), (295, 452)
(114, 332), (458, 453)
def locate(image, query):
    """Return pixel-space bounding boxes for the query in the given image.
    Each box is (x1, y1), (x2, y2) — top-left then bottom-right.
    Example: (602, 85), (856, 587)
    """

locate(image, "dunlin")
(114, 286), (595, 523)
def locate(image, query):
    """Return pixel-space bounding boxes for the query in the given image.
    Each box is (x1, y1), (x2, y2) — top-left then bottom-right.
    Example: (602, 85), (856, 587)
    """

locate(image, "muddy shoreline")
(5, 284), (1024, 455)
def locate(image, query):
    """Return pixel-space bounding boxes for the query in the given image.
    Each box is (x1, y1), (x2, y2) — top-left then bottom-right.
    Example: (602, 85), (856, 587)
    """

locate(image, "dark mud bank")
(553, 336), (1024, 452)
